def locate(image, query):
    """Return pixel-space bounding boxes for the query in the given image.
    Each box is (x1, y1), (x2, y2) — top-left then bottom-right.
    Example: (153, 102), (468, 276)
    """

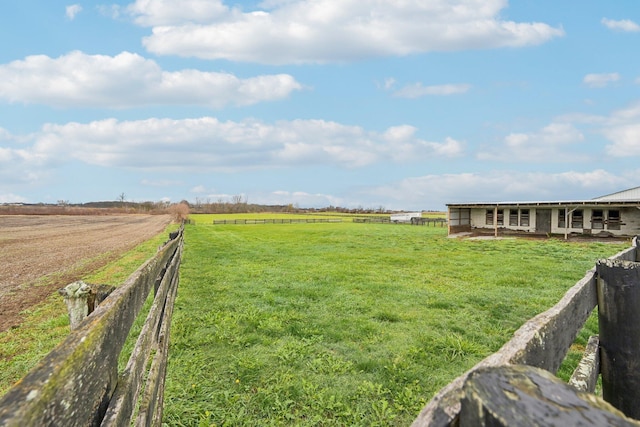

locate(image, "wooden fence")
(199, 217), (447, 226)
(412, 237), (640, 426)
(213, 218), (343, 224)
(0, 227), (184, 427)
(353, 217), (447, 226)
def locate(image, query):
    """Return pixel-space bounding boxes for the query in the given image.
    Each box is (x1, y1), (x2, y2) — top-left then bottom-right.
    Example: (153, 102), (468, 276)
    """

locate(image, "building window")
(608, 210), (621, 230)
(486, 209), (504, 226)
(449, 208), (470, 226)
(592, 209), (604, 229)
(558, 209), (566, 228)
(486, 209), (493, 225)
(520, 209), (529, 227)
(509, 209), (518, 226)
(571, 210), (583, 229)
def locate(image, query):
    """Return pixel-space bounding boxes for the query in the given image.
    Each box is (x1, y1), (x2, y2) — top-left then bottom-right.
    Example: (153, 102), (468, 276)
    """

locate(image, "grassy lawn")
(163, 218), (627, 426)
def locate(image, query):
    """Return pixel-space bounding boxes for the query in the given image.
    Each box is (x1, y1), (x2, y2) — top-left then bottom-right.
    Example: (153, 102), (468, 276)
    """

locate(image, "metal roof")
(446, 200), (640, 207)
(593, 186), (640, 201)
(447, 187), (640, 207)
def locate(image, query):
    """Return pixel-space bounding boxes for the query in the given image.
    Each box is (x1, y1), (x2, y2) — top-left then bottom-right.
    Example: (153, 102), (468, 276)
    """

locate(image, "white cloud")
(583, 72), (620, 88)
(251, 190), (344, 208)
(0, 144), (49, 185)
(98, 4), (121, 19)
(603, 124), (640, 156)
(365, 169), (628, 209)
(393, 83), (471, 98)
(556, 101), (640, 160)
(66, 4), (82, 20)
(478, 122), (585, 162)
(593, 102), (640, 157)
(0, 51), (301, 108)
(601, 18), (640, 32)
(383, 77), (396, 90)
(131, 0), (564, 64)
(126, 0), (232, 26)
(26, 117), (461, 172)
(141, 178), (183, 187)
(190, 185), (207, 193)
(0, 193), (28, 204)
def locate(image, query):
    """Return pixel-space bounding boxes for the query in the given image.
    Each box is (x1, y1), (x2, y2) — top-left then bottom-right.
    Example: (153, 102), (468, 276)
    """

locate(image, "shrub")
(168, 202), (189, 223)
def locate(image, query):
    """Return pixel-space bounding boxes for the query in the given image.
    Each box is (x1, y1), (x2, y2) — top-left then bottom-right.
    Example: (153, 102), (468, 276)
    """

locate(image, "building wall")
(459, 206), (640, 237)
(548, 207), (640, 236)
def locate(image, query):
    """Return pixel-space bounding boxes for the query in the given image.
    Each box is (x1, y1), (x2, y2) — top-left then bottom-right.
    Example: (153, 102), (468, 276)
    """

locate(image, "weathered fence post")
(58, 281), (92, 330)
(568, 335), (600, 393)
(597, 258), (640, 420)
(59, 281), (115, 330)
(460, 365), (640, 426)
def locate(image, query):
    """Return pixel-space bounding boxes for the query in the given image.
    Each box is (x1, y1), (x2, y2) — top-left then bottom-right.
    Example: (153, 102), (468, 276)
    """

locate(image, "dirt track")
(0, 214), (171, 332)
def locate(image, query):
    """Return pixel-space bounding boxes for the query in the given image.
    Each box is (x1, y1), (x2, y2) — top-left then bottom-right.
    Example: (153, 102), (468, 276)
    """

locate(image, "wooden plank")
(0, 233), (181, 427)
(460, 365), (640, 427)
(101, 239), (182, 426)
(136, 252), (181, 427)
(568, 335), (600, 393)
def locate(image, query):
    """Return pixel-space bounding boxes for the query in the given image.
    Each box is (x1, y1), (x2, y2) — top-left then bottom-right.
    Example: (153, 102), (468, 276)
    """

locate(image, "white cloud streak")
(126, 0), (564, 64)
(126, 0), (231, 26)
(66, 4), (82, 20)
(393, 83), (471, 98)
(0, 51), (301, 108)
(365, 169), (629, 209)
(22, 117), (463, 172)
(583, 72), (620, 88)
(601, 18), (640, 32)
(602, 102), (640, 157)
(478, 122), (586, 162)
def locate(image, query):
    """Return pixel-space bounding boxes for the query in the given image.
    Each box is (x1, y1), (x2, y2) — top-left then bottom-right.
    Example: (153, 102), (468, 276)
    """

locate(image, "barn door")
(535, 209), (552, 234)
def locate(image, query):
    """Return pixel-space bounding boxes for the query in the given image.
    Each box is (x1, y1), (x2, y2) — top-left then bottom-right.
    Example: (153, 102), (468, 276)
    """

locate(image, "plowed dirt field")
(0, 214), (171, 332)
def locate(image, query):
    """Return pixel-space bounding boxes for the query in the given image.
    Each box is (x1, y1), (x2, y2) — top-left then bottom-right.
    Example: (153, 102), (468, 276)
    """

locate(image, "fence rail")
(212, 218), (344, 224)
(353, 217), (447, 226)
(412, 239), (640, 426)
(0, 226), (184, 427)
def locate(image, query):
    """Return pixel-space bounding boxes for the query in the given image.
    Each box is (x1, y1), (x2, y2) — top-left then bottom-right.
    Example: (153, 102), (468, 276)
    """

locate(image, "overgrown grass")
(163, 219), (626, 426)
(0, 224), (178, 396)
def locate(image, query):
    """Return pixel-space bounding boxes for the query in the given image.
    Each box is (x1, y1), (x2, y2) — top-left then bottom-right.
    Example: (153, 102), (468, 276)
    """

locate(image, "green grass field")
(162, 217), (627, 426)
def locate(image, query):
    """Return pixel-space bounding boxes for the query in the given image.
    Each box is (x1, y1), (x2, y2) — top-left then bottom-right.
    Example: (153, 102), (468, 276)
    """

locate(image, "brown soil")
(0, 214), (172, 332)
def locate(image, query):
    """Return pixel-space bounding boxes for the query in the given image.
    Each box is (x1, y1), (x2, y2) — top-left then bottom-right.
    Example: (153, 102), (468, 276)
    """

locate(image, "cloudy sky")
(1, 1), (639, 210)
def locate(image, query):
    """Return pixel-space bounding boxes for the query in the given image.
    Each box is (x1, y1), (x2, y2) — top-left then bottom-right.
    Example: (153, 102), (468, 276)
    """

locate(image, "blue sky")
(0, 0), (639, 210)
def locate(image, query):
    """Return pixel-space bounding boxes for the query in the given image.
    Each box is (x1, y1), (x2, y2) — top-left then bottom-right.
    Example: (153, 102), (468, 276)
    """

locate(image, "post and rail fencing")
(412, 237), (640, 426)
(212, 218), (343, 224)
(0, 226), (184, 427)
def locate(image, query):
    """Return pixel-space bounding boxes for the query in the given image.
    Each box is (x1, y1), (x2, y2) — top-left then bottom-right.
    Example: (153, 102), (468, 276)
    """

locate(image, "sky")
(0, 0), (639, 211)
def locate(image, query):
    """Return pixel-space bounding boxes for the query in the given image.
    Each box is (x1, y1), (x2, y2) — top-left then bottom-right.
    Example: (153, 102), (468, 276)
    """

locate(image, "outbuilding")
(447, 186), (640, 238)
